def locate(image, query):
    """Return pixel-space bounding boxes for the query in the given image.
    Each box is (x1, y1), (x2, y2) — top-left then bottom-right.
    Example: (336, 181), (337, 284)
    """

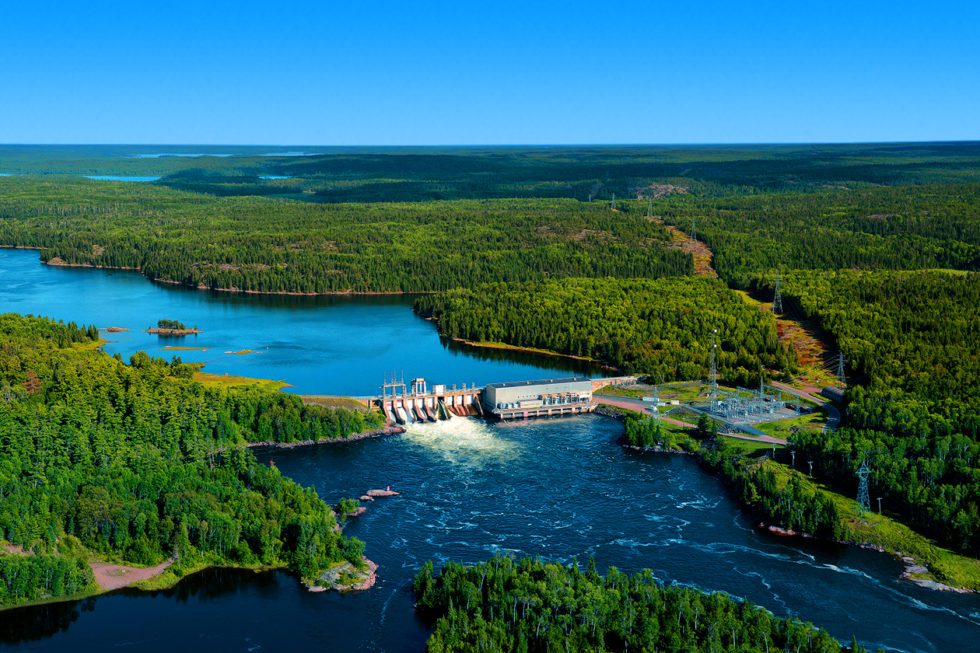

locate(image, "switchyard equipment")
(688, 383), (800, 434)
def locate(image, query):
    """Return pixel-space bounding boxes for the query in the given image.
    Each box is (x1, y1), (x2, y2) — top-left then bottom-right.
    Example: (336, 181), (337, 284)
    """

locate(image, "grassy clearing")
(755, 412), (826, 438)
(658, 381), (713, 402)
(595, 385), (649, 399)
(192, 371), (288, 392)
(724, 438), (784, 454)
(301, 395), (372, 412)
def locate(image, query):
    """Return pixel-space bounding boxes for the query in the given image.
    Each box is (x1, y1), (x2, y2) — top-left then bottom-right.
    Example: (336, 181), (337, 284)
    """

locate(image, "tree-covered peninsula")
(0, 177), (690, 294)
(415, 277), (796, 385)
(0, 313), (384, 608)
(413, 557), (871, 653)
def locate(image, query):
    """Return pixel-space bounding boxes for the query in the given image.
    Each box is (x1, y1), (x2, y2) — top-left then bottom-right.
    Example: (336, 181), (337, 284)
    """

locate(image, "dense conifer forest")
(413, 557), (869, 653)
(415, 277), (796, 385)
(0, 178), (689, 293)
(769, 271), (980, 554)
(3, 144), (980, 647)
(0, 314), (383, 607)
(655, 185), (980, 284)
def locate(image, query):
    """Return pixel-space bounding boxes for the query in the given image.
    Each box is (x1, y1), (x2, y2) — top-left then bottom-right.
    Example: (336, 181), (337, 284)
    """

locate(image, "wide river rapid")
(0, 248), (978, 652)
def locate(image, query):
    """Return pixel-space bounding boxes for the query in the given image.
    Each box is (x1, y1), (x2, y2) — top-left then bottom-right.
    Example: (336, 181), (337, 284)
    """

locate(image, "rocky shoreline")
(759, 523), (975, 594)
(146, 327), (202, 335)
(309, 558), (378, 593)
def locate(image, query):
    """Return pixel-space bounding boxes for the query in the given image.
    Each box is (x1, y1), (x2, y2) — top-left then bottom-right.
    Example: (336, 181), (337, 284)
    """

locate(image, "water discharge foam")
(402, 417), (519, 467)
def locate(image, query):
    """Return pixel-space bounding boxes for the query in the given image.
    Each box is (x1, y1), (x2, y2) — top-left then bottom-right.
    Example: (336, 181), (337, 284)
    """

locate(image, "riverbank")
(448, 336), (618, 371)
(594, 407), (980, 593)
(1, 545), (384, 612)
(245, 425), (405, 451)
(712, 452), (980, 593)
(2, 246), (433, 296)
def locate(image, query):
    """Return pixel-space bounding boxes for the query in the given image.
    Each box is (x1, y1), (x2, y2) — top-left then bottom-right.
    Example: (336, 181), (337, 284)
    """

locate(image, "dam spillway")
(376, 375), (637, 423)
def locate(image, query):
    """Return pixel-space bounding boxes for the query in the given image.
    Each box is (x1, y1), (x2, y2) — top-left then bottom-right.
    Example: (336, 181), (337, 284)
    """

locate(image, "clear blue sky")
(1, 0), (977, 144)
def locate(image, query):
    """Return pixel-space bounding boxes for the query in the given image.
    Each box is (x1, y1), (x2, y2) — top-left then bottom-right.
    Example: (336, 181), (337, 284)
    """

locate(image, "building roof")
(485, 376), (592, 390)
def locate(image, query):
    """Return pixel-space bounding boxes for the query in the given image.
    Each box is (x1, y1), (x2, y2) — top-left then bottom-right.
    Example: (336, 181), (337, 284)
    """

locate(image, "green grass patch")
(301, 395), (372, 412)
(755, 412), (826, 438)
(192, 371), (289, 392)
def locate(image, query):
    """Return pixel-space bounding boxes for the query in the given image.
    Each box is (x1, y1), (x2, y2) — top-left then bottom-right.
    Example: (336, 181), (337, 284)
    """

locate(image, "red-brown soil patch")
(90, 559), (174, 591)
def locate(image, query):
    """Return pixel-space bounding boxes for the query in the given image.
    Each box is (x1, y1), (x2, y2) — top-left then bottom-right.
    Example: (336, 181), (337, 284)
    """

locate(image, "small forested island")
(147, 319), (200, 335)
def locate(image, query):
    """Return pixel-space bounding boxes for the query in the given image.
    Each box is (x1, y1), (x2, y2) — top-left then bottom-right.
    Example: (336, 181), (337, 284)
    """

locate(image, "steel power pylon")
(709, 329), (718, 401)
(856, 460), (871, 515)
(772, 272), (784, 314)
(836, 351), (847, 386)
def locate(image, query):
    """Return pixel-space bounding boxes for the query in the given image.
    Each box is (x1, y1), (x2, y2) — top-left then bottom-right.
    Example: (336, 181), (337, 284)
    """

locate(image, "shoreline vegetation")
(414, 557), (871, 652)
(146, 327), (202, 335)
(598, 409), (980, 593)
(450, 337), (608, 365)
(0, 314), (391, 611)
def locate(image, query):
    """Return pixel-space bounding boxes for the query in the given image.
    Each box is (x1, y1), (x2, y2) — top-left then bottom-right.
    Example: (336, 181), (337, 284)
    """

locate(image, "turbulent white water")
(402, 417), (520, 467)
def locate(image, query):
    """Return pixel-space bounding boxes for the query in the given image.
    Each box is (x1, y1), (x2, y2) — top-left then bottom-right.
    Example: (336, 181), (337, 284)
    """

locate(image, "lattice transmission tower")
(856, 460), (871, 514)
(708, 329), (719, 401)
(772, 271), (784, 314)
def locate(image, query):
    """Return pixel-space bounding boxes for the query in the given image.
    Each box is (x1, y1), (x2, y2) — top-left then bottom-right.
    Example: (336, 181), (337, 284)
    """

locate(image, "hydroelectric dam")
(375, 374), (637, 423)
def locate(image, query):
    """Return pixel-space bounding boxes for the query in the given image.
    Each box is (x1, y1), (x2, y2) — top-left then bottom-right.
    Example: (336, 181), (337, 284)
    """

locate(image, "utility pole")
(877, 497), (883, 515)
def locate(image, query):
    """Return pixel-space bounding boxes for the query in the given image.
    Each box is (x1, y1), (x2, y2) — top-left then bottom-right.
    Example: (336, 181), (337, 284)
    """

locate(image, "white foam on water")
(402, 417), (519, 467)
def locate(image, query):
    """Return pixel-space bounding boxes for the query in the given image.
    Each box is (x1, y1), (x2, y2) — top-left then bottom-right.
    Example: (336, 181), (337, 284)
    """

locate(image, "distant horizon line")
(1, 139), (979, 148)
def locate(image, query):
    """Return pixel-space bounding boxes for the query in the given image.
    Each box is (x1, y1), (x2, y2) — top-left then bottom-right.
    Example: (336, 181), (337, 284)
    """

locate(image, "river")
(0, 249), (978, 652)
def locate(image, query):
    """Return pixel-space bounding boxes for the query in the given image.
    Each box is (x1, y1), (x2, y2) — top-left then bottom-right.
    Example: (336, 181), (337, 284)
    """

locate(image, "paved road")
(595, 396), (787, 445)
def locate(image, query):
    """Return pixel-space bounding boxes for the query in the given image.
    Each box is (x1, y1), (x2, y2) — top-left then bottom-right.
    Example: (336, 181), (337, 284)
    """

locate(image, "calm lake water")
(1, 249), (979, 653)
(82, 175), (161, 182)
(0, 248), (594, 395)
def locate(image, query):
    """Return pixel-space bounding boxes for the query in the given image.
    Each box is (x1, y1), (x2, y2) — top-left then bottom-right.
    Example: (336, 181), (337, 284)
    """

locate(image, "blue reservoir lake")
(0, 248), (593, 395)
(0, 248), (978, 652)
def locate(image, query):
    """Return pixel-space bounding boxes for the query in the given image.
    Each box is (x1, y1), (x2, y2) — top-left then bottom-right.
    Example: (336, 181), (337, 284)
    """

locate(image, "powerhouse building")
(484, 377), (594, 419)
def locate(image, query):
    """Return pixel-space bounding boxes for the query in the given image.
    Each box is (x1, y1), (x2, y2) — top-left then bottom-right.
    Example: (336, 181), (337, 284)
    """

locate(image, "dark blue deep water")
(1, 250), (978, 653)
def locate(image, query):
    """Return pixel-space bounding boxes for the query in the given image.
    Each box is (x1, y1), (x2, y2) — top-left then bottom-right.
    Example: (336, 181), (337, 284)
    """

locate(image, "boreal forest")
(1, 142), (979, 650)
